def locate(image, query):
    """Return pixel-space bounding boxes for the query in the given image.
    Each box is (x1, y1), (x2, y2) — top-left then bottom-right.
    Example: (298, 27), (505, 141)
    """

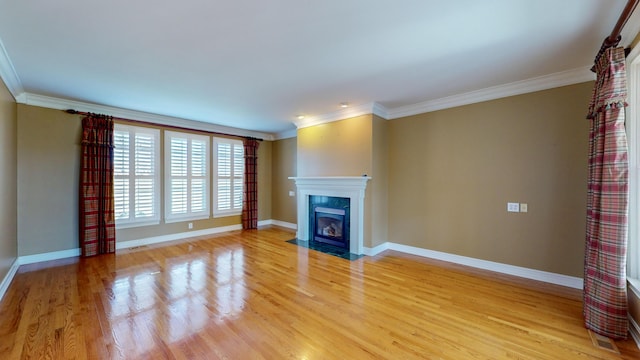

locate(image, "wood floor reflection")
(1, 226), (639, 359)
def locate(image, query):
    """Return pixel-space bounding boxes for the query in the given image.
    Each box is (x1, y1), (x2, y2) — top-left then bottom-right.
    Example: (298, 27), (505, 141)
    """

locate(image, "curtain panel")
(80, 114), (116, 256)
(583, 46), (629, 339)
(242, 139), (260, 229)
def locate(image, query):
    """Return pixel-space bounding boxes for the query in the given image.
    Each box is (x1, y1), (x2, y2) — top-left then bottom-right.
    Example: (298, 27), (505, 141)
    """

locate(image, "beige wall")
(296, 114), (388, 248)
(17, 104), (273, 254)
(17, 104), (81, 256)
(388, 82), (592, 277)
(258, 140), (272, 221)
(0, 77), (17, 279)
(271, 137), (297, 224)
(370, 115), (389, 247)
(297, 114), (372, 177)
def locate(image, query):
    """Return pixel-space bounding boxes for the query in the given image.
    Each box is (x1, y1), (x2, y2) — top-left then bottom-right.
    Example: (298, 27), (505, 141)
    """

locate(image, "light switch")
(507, 202), (520, 212)
(289, 191), (295, 197)
(520, 203), (528, 213)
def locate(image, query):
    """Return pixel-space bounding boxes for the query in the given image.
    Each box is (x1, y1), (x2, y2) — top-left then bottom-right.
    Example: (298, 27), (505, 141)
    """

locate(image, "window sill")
(213, 211), (241, 218)
(629, 278), (640, 298)
(164, 215), (210, 224)
(115, 220), (160, 229)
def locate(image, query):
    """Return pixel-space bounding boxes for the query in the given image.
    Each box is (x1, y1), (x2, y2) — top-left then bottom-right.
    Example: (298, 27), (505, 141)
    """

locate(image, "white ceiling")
(0, 0), (634, 137)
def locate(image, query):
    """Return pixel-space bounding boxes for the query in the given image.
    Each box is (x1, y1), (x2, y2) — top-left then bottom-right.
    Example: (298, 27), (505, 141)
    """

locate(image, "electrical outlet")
(188, 222), (193, 229)
(520, 203), (528, 213)
(289, 191), (295, 197)
(507, 202), (520, 212)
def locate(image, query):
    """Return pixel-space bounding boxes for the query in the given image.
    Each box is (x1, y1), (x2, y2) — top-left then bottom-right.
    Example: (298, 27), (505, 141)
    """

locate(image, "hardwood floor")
(1, 226), (639, 359)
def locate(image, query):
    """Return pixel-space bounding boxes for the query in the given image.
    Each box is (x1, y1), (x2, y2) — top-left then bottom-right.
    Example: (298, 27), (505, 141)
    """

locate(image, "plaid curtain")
(242, 139), (260, 229)
(583, 46), (629, 340)
(80, 114), (116, 256)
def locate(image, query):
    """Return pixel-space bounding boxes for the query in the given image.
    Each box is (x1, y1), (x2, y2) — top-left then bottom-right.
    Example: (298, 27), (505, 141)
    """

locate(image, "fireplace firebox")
(309, 196), (350, 248)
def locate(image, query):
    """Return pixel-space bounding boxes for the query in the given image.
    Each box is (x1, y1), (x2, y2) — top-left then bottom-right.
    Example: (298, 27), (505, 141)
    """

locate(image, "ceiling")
(0, 0), (635, 137)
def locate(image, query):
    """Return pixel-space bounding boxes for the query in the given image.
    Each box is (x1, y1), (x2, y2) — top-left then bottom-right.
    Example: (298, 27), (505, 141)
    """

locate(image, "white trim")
(293, 102), (390, 130)
(380, 242), (583, 289)
(0, 37), (23, 98)
(0, 259), (20, 303)
(116, 224), (242, 250)
(165, 131), (211, 222)
(4, 68), (595, 137)
(15, 92), (274, 140)
(18, 248), (81, 265)
(364, 242), (390, 256)
(628, 50), (640, 281)
(630, 278), (640, 298)
(258, 219), (298, 230)
(387, 67), (595, 119)
(290, 176), (371, 255)
(630, 315), (640, 350)
(273, 129), (297, 140)
(114, 124), (162, 227)
(212, 137), (243, 217)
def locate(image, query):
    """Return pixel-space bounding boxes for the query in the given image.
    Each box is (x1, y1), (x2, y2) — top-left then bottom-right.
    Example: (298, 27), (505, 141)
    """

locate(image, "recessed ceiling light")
(340, 102), (349, 108)
(296, 115), (305, 120)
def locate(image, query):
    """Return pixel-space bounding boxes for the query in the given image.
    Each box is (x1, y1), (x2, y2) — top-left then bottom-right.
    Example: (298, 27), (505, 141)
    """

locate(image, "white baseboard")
(380, 242), (583, 290)
(18, 248), (81, 265)
(12, 221), (293, 267)
(0, 259), (20, 303)
(267, 220), (297, 230)
(116, 224), (242, 250)
(364, 242), (390, 256)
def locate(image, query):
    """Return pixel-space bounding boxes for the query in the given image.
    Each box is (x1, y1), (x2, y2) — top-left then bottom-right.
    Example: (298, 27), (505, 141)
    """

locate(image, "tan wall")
(296, 114), (388, 248)
(17, 104), (272, 254)
(17, 104), (81, 255)
(271, 137), (297, 223)
(388, 82), (592, 277)
(258, 140), (272, 221)
(0, 78), (17, 279)
(297, 114), (373, 177)
(370, 115), (389, 247)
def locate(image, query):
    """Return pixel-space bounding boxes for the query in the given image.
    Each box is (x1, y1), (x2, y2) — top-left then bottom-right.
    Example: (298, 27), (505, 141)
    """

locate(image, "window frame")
(213, 137), (244, 218)
(164, 130), (211, 223)
(626, 45), (640, 289)
(113, 124), (161, 228)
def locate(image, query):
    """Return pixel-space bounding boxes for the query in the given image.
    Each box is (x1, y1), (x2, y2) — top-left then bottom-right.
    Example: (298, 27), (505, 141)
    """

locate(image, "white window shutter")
(165, 131), (210, 222)
(213, 138), (244, 217)
(114, 125), (160, 227)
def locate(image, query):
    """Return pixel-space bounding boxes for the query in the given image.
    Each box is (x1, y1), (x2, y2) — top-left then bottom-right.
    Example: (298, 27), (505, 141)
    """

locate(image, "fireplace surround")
(289, 176), (371, 255)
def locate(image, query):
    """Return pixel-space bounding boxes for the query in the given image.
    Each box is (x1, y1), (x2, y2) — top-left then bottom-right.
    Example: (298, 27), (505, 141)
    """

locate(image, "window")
(213, 138), (244, 217)
(628, 48), (640, 285)
(113, 124), (160, 227)
(165, 131), (210, 222)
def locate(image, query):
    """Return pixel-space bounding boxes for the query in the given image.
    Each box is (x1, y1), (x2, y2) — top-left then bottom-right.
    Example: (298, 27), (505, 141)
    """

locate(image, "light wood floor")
(1, 226), (639, 359)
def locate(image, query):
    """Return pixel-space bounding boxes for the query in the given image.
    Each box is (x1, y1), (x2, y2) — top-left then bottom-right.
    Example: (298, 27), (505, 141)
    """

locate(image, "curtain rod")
(592, 0), (639, 68)
(65, 109), (263, 141)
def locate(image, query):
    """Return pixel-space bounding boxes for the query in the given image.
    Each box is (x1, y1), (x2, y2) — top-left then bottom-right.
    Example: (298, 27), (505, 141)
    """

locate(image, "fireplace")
(289, 176), (370, 255)
(310, 196), (350, 248)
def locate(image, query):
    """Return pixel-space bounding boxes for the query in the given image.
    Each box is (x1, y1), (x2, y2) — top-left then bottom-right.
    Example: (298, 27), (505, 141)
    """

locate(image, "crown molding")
(293, 102), (390, 129)
(386, 67), (595, 119)
(0, 37), (24, 98)
(274, 128), (297, 140)
(17, 93), (275, 140)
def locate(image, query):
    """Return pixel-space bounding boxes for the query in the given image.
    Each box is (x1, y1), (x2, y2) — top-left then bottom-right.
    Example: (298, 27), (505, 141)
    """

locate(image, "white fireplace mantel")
(289, 176), (371, 255)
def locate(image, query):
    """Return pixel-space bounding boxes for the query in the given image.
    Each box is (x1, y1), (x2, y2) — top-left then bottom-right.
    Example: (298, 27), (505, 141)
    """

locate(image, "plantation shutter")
(165, 131), (210, 221)
(113, 125), (160, 227)
(214, 138), (244, 216)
